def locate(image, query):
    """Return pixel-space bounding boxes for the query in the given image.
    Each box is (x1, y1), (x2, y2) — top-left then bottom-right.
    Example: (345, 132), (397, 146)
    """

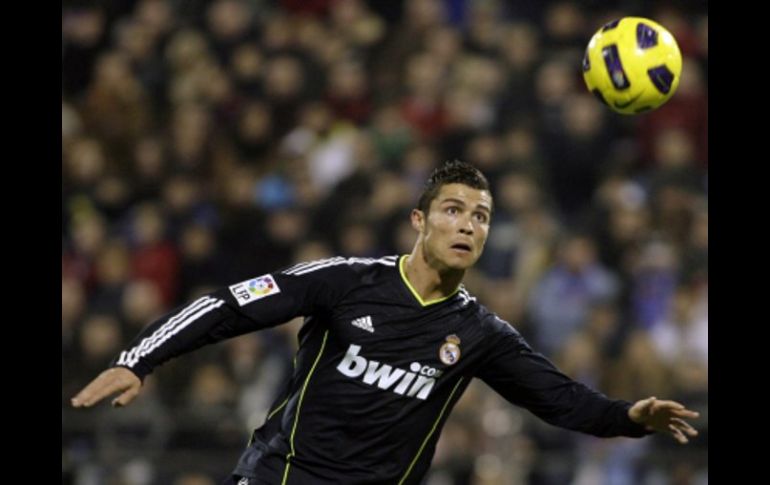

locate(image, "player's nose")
(458, 216), (474, 235)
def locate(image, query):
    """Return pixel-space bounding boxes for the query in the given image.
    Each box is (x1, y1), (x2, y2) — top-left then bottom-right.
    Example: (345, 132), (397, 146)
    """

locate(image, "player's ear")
(411, 209), (425, 232)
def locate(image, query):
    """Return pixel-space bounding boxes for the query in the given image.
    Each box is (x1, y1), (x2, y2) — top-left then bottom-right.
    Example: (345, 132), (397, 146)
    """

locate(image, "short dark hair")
(417, 160), (491, 214)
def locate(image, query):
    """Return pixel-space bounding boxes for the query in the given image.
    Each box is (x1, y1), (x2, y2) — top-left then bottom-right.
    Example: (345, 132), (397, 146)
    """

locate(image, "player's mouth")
(450, 243), (472, 254)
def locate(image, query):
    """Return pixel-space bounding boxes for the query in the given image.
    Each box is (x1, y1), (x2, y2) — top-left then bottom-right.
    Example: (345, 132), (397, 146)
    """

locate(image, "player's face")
(417, 183), (492, 271)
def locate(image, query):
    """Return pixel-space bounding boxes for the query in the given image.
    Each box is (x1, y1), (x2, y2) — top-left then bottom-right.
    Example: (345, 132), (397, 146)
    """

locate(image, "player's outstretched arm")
(71, 367), (142, 409)
(628, 396), (700, 444)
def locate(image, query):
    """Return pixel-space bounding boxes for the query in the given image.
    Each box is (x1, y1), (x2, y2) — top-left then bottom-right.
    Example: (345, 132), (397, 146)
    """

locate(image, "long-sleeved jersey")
(113, 255), (650, 485)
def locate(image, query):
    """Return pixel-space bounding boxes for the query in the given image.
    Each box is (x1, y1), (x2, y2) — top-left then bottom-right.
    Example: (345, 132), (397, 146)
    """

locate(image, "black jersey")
(113, 255), (649, 485)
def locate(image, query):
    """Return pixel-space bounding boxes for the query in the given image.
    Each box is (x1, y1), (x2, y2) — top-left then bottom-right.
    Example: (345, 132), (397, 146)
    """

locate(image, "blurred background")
(61, 0), (708, 484)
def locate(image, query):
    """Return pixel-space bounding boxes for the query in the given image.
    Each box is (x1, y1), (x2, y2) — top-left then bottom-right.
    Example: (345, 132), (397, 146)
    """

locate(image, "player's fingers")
(71, 375), (119, 407)
(672, 418), (699, 437)
(671, 408), (700, 419)
(72, 383), (119, 407)
(633, 396), (655, 414)
(111, 385), (140, 408)
(629, 397), (658, 424)
(669, 424), (688, 444)
(72, 369), (134, 407)
(644, 397), (657, 415)
(652, 400), (684, 412)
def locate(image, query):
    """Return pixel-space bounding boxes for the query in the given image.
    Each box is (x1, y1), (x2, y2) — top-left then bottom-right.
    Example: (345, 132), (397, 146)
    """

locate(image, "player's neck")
(404, 249), (464, 302)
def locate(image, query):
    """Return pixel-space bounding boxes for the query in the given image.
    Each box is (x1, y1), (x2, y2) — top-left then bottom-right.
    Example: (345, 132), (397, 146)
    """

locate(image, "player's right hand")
(71, 367), (142, 408)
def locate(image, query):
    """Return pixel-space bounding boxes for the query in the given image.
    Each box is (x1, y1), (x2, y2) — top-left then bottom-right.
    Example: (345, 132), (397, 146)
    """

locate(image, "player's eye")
(446, 206), (459, 215)
(474, 213), (488, 223)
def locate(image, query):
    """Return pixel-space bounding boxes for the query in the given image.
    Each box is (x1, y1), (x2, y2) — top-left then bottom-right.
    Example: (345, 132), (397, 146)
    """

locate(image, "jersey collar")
(398, 255), (461, 307)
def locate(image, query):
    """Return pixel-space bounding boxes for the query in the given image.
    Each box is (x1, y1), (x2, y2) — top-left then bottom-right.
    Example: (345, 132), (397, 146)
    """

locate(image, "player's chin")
(446, 250), (478, 269)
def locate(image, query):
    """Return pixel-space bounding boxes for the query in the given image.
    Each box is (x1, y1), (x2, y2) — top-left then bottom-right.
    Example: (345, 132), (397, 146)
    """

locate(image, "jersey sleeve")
(475, 316), (651, 438)
(111, 259), (357, 380)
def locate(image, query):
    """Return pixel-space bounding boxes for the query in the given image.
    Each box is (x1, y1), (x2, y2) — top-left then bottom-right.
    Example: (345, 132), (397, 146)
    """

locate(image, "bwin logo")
(336, 344), (438, 400)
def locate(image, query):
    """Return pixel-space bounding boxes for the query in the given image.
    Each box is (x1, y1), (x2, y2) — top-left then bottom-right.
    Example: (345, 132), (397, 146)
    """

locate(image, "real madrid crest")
(439, 334), (461, 366)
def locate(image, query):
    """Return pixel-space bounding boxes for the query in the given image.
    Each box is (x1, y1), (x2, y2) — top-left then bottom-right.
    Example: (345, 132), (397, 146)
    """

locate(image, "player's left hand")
(71, 367), (142, 409)
(629, 396), (700, 444)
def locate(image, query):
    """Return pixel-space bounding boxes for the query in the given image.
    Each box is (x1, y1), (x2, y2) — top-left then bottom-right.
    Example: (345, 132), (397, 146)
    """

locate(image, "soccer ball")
(582, 17), (682, 115)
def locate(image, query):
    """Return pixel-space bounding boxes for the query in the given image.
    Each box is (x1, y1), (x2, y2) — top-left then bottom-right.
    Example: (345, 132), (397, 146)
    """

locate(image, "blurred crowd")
(62, 0), (708, 484)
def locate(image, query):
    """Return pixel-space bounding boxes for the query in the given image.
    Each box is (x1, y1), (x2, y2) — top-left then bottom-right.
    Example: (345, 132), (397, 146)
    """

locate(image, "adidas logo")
(351, 315), (374, 333)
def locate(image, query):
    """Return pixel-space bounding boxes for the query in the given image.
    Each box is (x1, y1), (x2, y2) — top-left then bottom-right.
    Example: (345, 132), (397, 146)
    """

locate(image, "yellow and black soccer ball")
(582, 17), (682, 115)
